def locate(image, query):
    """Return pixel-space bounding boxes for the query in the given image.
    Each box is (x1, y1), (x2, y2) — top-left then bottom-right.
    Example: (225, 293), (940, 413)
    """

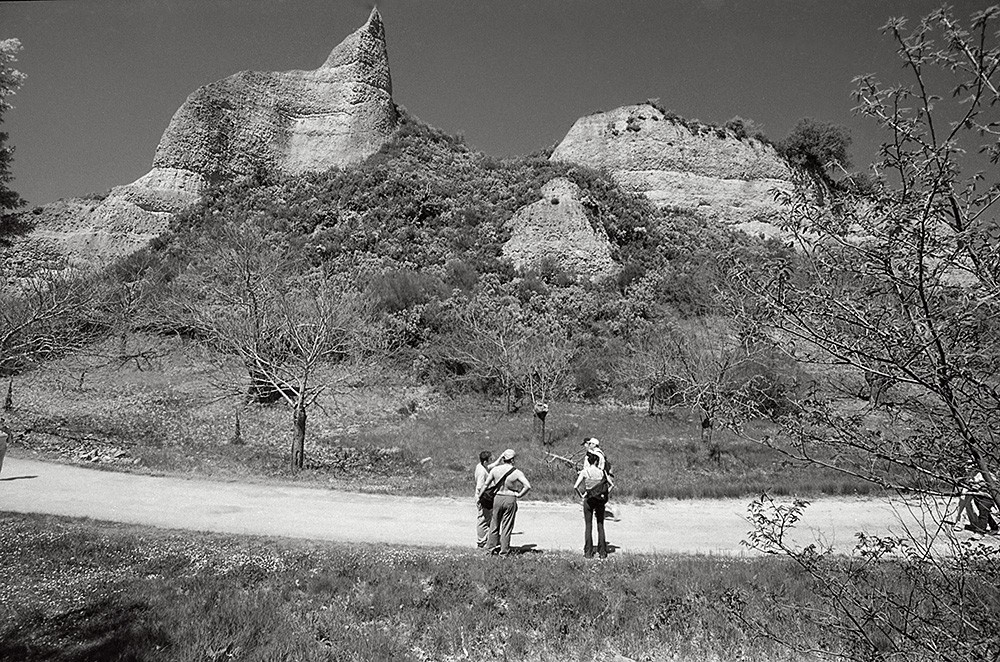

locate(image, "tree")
(780, 118), (852, 173)
(619, 312), (774, 449)
(0, 271), (101, 381)
(92, 249), (171, 370)
(435, 281), (576, 415)
(0, 39), (27, 244)
(779, 117), (852, 205)
(736, 6), (1000, 660)
(175, 222), (385, 470)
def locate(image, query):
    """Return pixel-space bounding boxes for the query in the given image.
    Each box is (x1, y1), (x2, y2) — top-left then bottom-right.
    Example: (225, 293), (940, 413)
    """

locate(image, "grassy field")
(3, 334), (877, 501)
(0, 512), (833, 662)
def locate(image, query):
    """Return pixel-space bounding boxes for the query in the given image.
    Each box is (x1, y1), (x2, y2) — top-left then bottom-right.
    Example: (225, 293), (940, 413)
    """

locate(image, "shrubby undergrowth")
(0, 512), (854, 662)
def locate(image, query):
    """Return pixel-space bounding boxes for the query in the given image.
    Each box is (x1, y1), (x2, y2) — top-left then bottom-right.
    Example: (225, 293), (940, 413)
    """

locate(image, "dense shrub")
(149, 111), (786, 402)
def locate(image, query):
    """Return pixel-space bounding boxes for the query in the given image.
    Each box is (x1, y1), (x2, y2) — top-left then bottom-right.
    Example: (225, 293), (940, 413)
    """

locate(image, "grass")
(4, 333), (878, 501)
(0, 512), (830, 662)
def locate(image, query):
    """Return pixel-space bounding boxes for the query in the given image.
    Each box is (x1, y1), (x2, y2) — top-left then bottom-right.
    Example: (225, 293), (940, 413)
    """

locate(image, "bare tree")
(0, 270), (100, 377)
(619, 312), (774, 448)
(436, 285), (575, 414)
(175, 223), (384, 469)
(734, 6), (1000, 661)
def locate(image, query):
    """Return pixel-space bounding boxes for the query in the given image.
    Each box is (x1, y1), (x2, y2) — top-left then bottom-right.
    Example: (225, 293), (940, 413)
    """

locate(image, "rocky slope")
(502, 178), (619, 281)
(16, 8), (397, 269)
(550, 103), (796, 237)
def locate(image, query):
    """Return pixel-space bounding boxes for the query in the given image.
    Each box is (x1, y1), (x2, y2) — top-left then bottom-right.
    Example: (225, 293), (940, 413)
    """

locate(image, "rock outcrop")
(550, 103), (795, 237)
(20, 8), (397, 268)
(503, 178), (619, 282)
(153, 7), (396, 180)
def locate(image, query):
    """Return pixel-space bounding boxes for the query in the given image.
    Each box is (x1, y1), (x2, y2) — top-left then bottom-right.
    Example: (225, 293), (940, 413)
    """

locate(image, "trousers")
(584, 498), (608, 558)
(476, 501), (492, 547)
(487, 495), (518, 554)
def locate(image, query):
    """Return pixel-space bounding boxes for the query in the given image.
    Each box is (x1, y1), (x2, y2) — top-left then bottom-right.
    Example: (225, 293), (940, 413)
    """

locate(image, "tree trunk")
(291, 402), (306, 470)
(3, 377), (12, 411)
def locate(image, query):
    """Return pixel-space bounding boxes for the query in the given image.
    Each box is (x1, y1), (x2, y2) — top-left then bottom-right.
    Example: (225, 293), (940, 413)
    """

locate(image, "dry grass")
(4, 333), (877, 500)
(0, 512), (827, 662)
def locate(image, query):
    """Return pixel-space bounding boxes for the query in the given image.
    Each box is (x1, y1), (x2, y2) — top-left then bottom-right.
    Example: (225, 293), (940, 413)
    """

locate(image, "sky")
(1, 0), (991, 207)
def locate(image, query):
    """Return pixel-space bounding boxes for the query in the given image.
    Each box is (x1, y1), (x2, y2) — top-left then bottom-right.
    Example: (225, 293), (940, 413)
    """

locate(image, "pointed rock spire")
(321, 7), (391, 93)
(26, 10), (399, 270)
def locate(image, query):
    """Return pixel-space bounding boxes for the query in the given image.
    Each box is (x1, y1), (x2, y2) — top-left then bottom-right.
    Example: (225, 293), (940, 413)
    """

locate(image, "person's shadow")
(508, 543), (542, 555)
(0, 475), (38, 482)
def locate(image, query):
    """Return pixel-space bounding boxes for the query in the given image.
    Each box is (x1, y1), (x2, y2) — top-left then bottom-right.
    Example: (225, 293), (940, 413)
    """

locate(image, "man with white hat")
(483, 448), (532, 555)
(582, 437), (606, 471)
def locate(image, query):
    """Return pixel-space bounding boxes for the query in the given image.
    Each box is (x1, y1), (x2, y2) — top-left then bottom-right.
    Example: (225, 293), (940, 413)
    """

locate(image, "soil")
(0, 456), (970, 555)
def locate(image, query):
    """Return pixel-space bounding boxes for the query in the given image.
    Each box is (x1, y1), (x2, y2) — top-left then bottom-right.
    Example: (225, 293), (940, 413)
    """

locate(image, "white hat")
(500, 448), (517, 461)
(582, 437), (600, 448)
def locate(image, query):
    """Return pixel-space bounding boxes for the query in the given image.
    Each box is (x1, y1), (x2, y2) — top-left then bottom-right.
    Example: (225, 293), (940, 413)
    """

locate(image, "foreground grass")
(0, 512), (824, 662)
(6, 334), (877, 501)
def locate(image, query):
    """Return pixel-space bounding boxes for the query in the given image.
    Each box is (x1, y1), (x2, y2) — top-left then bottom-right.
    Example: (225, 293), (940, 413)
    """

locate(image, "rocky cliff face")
(20, 8), (397, 269)
(550, 103), (795, 236)
(154, 7), (396, 180)
(503, 178), (619, 282)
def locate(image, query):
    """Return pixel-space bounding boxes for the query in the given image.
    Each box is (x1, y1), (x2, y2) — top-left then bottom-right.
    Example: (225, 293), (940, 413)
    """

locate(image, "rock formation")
(550, 103), (795, 237)
(153, 7), (396, 180)
(503, 178), (619, 281)
(20, 8), (397, 268)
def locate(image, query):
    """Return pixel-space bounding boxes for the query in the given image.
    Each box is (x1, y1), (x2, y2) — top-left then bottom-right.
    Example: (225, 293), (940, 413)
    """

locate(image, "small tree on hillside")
(620, 312), (773, 449)
(0, 271), (100, 376)
(93, 250), (171, 369)
(435, 286), (528, 412)
(436, 283), (575, 415)
(779, 117), (852, 205)
(735, 6), (1000, 660)
(176, 223), (385, 469)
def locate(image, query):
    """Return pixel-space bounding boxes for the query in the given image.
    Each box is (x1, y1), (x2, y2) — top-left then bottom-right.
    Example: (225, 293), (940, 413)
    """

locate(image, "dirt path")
(0, 457), (946, 555)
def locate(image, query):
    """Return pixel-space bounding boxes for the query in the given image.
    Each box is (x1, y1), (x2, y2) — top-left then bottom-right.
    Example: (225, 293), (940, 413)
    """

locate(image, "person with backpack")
(575, 451), (614, 558)
(483, 448), (531, 555)
(581, 437), (607, 471)
(582, 437), (619, 522)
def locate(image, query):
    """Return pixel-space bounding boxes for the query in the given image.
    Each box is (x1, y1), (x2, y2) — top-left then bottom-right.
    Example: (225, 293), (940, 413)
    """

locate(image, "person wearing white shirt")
(574, 452), (614, 558)
(581, 437), (606, 471)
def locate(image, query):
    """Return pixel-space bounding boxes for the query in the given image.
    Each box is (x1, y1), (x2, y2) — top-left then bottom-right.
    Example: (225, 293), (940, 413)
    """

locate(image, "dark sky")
(1, 0), (988, 206)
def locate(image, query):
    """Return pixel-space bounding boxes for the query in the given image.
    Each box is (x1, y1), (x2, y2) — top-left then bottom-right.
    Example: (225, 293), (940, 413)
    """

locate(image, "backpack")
(586, 451), (613, 478)
(585, 469), (610, 508)
(478, 467), (516, 509)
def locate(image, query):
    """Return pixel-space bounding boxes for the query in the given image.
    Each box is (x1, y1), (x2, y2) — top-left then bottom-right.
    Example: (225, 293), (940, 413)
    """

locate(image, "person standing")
(575, 451), (614, 558)
(581, 438), (605, 469)
(582, 437), (618, 521)
(959, 467), (999, 534)
(485, 448), (531, 555)
(474, 450), (500, 548)
(0, 419), (10, 476)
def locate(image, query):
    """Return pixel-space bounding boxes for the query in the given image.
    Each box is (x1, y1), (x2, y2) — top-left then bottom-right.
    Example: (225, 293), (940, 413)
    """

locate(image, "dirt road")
(0, 457), (943, 555)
